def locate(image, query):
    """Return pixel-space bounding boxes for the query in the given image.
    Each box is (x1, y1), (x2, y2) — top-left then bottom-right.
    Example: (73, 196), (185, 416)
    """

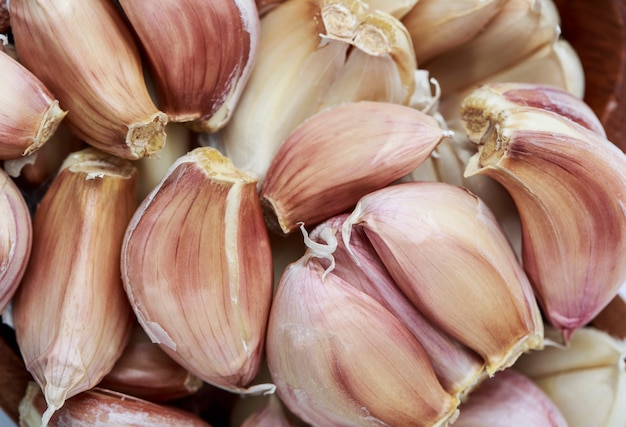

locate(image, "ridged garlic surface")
(121, 147), (274, 394)
(462, 84), (626, 341)
(0, 168), (32, 314)
(260, 101), (449, 234)
(211, 0), (417, 184)
(309, 215), (486, 399)
(267, 227), (460, 426)
(117, 0), (259, 131)
(9, 0), (167, 160)
(342, 181), (544, 374)
(0, 49), (66, 159)
(12, 148), (138, 427)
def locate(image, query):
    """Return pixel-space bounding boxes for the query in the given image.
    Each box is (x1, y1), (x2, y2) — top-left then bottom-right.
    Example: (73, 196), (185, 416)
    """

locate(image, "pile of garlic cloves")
(0, 0), (625, 426)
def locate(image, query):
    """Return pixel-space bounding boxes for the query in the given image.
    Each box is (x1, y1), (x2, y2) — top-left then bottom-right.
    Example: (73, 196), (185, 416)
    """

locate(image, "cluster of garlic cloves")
(267, 225), (460, 426)
(9, 0), (167, 160)
(121, 147), (274, 395)
(12, 148), (138, 426)
(462, 82), (626, 341)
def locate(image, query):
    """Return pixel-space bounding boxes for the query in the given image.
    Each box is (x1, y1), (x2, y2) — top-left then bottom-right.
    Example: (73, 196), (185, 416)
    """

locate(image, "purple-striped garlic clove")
(342, 181), (544, 374)
(462, 87), (626, 342)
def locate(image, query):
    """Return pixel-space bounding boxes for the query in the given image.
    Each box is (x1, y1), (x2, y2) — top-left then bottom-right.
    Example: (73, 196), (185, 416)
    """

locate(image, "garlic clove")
(309, 214), (486, 399)
(515, 326), (626, 427)
(260, 101), (449, 235)
(453, 369), (568, 427)
(121, 147), (274, 395)
(12, 148), (138, 427)
(267, 227), (460, 426)
(210, 0), (418, 185)
(19, 382), (212, 427)
(9, 0), (168, 160)
(462, 87), (626, 341)
(0, 168), (32, 314)
(342, 181), (544, 374)
(422, 0), (561, 97)
(98, 322), (203, 403)
(402, 0), (507, 64)
(0, 49), (66, 160)
(240, 394), (306, 427)
(360, 0), (419, 19)
(117, 0), (259, 132)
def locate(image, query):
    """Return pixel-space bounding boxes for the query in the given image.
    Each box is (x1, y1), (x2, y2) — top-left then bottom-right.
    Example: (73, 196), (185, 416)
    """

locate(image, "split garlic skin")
(0, 168), (32, 314)
(9, 0), (168, 160)
(121, 147), (274, 395)
(267, 234), (460, 427)
(462, 84), (626, 341)
(342, 181), (545, 374)
(117, 0), (259, 131)
(12, 148), (138, 427)
(309, 214), (486, 399)
(260, 101), (450, 235)
(0, 49), (66, 160)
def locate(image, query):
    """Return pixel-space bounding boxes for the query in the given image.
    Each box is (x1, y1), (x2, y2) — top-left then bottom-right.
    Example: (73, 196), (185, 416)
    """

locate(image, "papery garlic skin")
(309, 214), (486, 399)
(515, 327), (626, 427)
(117, 0), (259, 131)
(462, 87), (626, 341)
(453, 369), (568, 427)
(121, 147), (273, 394)
(0, 168), (32, 314)
(342, 182), (544, 374)
(19, 382), (212, 427)
(260, 101), (449, 235)
(0, 49), (66, 159)
(267, 236), (459, 426)
(12, 148), (138, 427)
(9, 0), (167, 160)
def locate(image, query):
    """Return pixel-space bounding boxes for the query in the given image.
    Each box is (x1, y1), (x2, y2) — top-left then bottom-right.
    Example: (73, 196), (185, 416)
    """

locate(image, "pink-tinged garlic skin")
(9, 0), (167, 160)
(117, 0), (259, 131)
(342, 181), (544, 374)
(453, 370), (568, 427)
(309, 214), (486, 398)
(0, 168), (32, 313)
(19, 382), (212, 427)
(12, 148), (138, 426)
(0, 50), (66, 160)
(240, 394), (304, 427)
(121, 147), (273, 394)
(463, 99), (626, 342)
(267, 251), (459, 427)
(261, 101), (449, 235)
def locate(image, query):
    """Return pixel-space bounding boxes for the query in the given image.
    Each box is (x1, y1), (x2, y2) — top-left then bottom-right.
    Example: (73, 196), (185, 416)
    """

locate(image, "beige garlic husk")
(402, 0), (508, 64)
(19, 382), (212, 427)
(462, 83), (626, 341)
(309, 214), (486, 399)
(267, 225), (460, 426)
(12, 148), (138, 427)
(422, 0), (561, 97)
(121, 147), (274, 395)
(209, 0), (417, 184)
(0, 168), (32, 314)
(117, 0), (259, 132)
(98, 322), (203, 403)
(260, 101), (450, 235)
(0, 49), (66, 160)
(9, 0), (168, 160)
(342, 181), (544, 374)
(453, 369), (568, 427)
(361, 0), (419, 19)
(515, 326), (626, 427)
